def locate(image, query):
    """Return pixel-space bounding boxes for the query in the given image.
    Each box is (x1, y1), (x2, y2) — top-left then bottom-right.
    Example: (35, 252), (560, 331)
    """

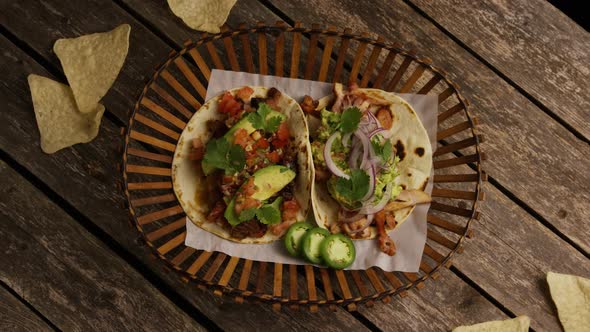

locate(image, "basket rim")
(121, 23), (484, 307)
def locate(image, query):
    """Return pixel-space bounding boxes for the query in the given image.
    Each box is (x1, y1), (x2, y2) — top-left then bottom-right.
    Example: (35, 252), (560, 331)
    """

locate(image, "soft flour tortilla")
(312, 89), (432, 238)
(452, 316), (530, 332)
(28, 75), (105, 154)
(172, 87), (314, 243)
(167, 0), (237, 33)
(54, 24), (130, 113)
(547, 272), (590, 332)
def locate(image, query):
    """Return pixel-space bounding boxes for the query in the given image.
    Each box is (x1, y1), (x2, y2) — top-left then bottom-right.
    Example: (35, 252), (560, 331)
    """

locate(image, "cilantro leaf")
(371, 135), (393, 162)
(257, 197), (283, 225)
(202, 137), (246, 174)
(238, 208), (257, 222)
(382, 140), (393, 161)
(340, 107), (362, 134)
(247, 103), (285, 134)
(335, 169), (370, 203)
(265, 116), (283, 133)
(246, 112), (263, 129)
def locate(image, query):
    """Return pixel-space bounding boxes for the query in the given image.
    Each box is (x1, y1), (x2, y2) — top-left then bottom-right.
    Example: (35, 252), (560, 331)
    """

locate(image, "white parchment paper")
(185, 69), (437, 272)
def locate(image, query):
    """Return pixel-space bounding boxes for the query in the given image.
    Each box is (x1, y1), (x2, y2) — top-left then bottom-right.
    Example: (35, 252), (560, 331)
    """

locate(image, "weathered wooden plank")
(447, 183), (590, 331)
(46, 2), (523, 324)
(119, 0), (279, 46)
(0, 161), (204, 331)
(0, 0), (174, 122)
(412, 0), (590, 140)
(429, 159), (590, 330)
(2, 5), (498, 328)
(358, 269), (507, 331)
(0, 286), (52, 332)
(268, 0), (590, 254)
(0, 18), (367, 332)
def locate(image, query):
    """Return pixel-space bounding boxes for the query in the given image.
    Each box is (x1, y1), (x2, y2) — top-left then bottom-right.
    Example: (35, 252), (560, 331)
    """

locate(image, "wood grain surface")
(0, 286), (52, 332)
(0, 0), (172, 122)
(266, 0), (590, 255)
(411, 0), (590, 140)
(0, 161), (204, 331)
(0, 14), (504, 332)
(0, 33), (370, 332)
(452, 181), (590, 330)
(1, 0), (588, 330)
(1, 2), (498, 330)
(357, 268), (507, 331)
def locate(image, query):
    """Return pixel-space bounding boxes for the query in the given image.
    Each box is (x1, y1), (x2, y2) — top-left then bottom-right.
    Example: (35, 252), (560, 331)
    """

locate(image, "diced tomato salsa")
(200, 87), (299, 239)
(282, 199), (299, 222)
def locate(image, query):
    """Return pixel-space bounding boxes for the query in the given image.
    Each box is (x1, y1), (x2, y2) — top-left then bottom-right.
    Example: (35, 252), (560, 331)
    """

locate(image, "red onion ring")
(339, 210), (364, 223)
(361, 164), (376, 202)
(367, 109), (381, 126)
(354, 130), (370, 169)
(359, 183), (394, 215)
(348, 141), (362, 169)
(369, 128), (385, 137)
(341, 132), (352, 147)
(324, 132), (350, 179)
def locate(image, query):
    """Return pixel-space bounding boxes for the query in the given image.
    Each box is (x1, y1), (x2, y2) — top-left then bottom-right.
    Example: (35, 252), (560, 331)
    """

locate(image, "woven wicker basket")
(122, 22), (485, 311)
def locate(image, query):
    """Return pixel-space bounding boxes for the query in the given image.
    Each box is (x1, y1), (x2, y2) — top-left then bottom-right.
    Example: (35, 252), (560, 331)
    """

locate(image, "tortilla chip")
(452, 316), (530, 332)
(547, 272), (590, 332)
(53, 24), (130, 113)
(28, 75), (105, 154)
(167, 0), (237, 33)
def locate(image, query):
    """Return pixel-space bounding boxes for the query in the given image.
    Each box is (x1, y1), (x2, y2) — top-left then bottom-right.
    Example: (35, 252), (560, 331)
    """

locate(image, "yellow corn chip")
(53, 24), (130, 113)
(452, 316), (530, 332)
(28, 75), (104, 154)
(547, 272), (590, 332)
(167, 0), (237, 33)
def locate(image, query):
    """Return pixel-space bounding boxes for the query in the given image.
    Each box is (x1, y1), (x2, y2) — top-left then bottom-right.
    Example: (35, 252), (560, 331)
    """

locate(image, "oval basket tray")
(122, 22), (486, 311)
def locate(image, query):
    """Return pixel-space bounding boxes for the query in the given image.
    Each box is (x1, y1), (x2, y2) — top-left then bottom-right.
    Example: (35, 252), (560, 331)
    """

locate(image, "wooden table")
(1, 1), (588, 331)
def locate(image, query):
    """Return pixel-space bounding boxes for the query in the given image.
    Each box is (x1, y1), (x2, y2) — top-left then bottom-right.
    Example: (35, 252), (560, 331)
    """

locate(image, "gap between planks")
(402, 0), (590, 145)
(0, 149), (223, 330)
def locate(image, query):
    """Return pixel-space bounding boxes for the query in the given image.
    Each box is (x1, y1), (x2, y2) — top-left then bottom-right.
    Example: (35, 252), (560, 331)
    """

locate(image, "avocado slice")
(224, 165), (296, 226)
(224, 110), (285, 139)
(250, 165), (295, 200)
(224, 199), (240, 226)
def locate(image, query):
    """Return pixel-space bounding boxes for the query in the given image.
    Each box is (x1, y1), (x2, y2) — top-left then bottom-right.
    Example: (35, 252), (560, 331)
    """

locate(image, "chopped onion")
(324, 132), (350, 179)
(359, 183), (394, 215)
(354, 130), (370, 169)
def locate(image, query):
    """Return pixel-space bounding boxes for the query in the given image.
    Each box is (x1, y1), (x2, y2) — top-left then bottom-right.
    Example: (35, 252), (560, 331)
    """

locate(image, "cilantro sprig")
(202, 137), (246, 175)
(335, 169), (370, 203)
(371, 135), (393, 162)
(256, 197), (283, 225)
(237, 197), (283, 225)
(247, 103), (284, 133)
(339, 107), (362, 134)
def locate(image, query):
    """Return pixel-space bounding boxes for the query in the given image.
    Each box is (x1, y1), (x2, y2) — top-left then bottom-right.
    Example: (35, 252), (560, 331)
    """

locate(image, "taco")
(302, 83), (432, 255)
(173, 87), (313, 243)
